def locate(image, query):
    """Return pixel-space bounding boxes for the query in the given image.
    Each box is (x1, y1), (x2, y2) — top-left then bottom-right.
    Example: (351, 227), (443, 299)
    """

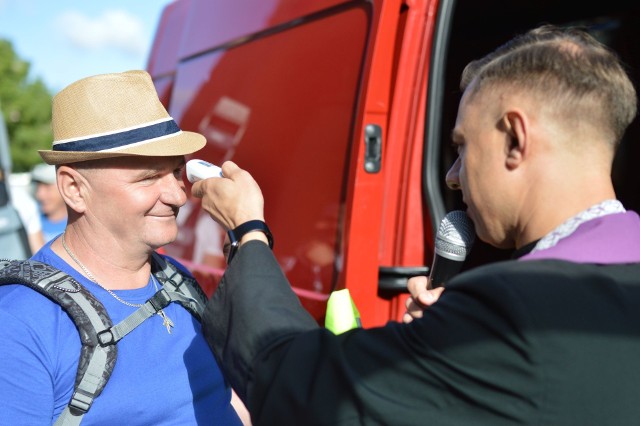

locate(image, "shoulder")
(443, 259), (640, 325)
(446, 259), (593, 304)
(1, 246), (86, 337)
(157, 253), (195, 278)
(0, 283), (64, 316)
(452, 258), (640, 291)
(0, 277), (80, 421)
(0, 277), (77, 336)
(0, 282), (79, 373)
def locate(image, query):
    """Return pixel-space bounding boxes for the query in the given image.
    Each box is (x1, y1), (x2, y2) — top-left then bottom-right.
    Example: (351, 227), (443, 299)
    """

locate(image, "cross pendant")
(158, 309), (174, 334)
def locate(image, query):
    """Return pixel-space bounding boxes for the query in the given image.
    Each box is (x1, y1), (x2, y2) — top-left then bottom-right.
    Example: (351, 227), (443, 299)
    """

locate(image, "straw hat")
(39, 70), (205, 165)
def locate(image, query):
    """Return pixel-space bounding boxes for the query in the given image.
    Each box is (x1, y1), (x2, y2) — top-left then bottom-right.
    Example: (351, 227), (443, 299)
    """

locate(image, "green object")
(325, 289), (362, 334)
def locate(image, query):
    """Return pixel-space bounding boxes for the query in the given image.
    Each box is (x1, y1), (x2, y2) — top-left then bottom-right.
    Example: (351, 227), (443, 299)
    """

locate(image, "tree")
(0, 39), (53, 172)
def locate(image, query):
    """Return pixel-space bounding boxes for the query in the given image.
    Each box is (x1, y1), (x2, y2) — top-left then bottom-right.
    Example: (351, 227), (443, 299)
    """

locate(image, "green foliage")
(0, 39), (53, 173)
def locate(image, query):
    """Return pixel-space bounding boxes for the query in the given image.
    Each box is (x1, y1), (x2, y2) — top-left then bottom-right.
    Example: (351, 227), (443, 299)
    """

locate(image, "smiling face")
(446, 85), (519, 249)
(76, 155), (187, 251)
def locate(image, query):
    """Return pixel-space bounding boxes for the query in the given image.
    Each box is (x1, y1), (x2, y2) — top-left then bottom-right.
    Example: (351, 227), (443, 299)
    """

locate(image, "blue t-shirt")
(0, 240), (242, 425)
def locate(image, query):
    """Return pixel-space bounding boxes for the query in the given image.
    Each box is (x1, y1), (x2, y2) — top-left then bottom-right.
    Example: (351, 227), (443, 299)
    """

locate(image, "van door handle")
(378, 266), (429, 293)
(364, 124), (382, 173)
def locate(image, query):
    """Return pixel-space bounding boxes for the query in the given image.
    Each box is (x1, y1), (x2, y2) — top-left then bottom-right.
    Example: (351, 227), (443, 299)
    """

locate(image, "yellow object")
(325, 289), (362, 334)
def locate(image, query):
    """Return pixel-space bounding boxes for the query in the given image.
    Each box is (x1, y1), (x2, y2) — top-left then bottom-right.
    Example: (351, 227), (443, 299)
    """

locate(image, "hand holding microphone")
(403, 277), (445, 323)
(403, 211), (475, 323)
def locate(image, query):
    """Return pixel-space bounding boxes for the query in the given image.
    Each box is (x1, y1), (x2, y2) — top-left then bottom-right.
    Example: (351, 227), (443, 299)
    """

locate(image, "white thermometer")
(186, 159), (224, 183)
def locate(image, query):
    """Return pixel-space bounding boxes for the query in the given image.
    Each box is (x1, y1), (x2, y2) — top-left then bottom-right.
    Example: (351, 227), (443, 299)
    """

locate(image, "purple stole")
(520, 211), (640, 264)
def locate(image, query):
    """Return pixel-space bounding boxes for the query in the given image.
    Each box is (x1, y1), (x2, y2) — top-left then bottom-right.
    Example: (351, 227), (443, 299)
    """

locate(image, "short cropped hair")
(461, 25), (638, 146)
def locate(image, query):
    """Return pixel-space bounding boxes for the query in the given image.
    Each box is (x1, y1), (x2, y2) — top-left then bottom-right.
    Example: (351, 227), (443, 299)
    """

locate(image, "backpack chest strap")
(97, 288), (201, 344)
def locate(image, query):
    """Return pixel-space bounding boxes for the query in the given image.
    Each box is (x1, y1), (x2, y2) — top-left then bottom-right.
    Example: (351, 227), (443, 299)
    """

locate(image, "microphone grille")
(435, 210), (475, 260)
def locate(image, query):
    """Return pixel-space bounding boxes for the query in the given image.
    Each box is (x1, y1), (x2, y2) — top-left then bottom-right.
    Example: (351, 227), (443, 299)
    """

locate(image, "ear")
(501, 110), (528, 170)
(57, 166), (88, 214)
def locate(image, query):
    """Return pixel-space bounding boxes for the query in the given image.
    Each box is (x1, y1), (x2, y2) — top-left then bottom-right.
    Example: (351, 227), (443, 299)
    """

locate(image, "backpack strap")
(151, 252), (208, 319)
(96, 254), (208, 345)
(0, 260), (117, 426)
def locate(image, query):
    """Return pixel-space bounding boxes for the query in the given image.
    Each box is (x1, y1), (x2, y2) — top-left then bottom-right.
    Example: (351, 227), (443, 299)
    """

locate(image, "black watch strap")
(227, 220), (274, 263)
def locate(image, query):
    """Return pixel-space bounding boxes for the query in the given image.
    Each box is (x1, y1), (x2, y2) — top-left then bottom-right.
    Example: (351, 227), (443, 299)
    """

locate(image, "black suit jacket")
(203, 241), (640, 425)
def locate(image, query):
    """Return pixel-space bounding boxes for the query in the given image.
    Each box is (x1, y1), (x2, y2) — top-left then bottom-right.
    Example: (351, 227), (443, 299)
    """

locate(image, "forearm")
(202, 240), (319, 402)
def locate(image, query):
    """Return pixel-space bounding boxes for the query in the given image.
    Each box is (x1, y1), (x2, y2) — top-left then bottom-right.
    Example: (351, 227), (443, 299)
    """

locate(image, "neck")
(54, 225), (153, 290)
(515, 168), (616, 249)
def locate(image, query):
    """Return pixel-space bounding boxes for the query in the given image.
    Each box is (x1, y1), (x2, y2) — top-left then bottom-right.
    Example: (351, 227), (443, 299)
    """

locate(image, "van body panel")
(147, 0), (191, 79)
(177, 0), (358, 60)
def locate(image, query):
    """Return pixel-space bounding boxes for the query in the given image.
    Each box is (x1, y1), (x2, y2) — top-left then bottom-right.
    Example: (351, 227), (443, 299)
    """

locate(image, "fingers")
(416, 286), (444, 307)
(403, 298), (425, 324)
(190, 161), (265, 230)
(407, 275), (429, 297)
(402, 276), (445, 324)
(190, 179), (208, 199)
(190, 161), (238, 199)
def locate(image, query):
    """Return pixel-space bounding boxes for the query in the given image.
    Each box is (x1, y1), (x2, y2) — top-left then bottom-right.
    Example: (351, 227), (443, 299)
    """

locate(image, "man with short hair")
(193, 25), (640, 425)
(0, 70), (245, 424)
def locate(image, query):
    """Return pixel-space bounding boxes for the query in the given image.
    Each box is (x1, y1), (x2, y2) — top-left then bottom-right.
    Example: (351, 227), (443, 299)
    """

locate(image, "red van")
(147, 0), (640, 327)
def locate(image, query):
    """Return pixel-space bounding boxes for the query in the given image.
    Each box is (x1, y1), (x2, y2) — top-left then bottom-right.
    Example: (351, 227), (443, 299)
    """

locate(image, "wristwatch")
(226, 220), (274, 263)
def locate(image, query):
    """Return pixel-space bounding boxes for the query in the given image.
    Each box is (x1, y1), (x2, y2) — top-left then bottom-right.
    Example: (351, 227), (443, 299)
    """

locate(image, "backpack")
(0, 252), (209, 426)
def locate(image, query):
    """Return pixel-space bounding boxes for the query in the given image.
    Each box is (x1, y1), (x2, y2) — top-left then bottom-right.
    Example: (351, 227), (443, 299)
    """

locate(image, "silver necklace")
(61, 232), (174, 333)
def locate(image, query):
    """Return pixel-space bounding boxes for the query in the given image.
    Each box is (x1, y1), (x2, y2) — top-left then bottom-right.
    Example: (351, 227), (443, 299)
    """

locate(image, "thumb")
(417, 286), (445, 306)
(220, 160), (240, 178)
(191, 180), (205, 198)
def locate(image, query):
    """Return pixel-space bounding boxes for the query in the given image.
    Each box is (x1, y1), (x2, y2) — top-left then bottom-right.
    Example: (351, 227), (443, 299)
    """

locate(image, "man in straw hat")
(0, 70), (248, 424)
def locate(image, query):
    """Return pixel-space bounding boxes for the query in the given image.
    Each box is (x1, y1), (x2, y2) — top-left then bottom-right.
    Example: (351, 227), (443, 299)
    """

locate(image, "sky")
(0, 0), (174, 94)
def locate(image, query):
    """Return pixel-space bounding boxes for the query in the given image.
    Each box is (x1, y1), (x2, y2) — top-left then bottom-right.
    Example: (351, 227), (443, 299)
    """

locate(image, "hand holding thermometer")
(186, 159), (224, 183)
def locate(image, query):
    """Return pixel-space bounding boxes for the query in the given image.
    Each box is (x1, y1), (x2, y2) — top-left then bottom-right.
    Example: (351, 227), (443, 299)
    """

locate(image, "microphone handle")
(429, 254), (465, 289)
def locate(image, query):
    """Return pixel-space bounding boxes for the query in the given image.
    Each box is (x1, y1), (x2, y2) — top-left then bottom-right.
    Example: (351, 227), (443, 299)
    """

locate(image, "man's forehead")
(451, 90), (496, 144)
(452, 93), (475, 141)
(78, 155), (185, 169)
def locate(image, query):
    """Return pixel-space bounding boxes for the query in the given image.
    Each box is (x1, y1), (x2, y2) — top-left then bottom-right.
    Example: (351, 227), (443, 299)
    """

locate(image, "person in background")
(193, 25), (640, 425)
(0, 70), (248, 425)
(31, 163), (67, 243)
(9, 177), (44, 254)
(0, 168), (42, 258)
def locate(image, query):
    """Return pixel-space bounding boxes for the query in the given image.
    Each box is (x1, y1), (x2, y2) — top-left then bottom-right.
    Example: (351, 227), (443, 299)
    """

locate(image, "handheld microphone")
(429, 210), (475, 288)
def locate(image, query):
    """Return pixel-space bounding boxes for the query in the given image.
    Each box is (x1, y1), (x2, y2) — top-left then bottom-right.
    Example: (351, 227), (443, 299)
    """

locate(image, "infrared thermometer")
(186, 159), (224, 183)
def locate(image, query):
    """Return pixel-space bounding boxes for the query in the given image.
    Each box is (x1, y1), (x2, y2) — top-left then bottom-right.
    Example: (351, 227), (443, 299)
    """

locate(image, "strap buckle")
(97, 329), (116, 347)
(148, 288), (171, 312)
(68, 390), (94, 414)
